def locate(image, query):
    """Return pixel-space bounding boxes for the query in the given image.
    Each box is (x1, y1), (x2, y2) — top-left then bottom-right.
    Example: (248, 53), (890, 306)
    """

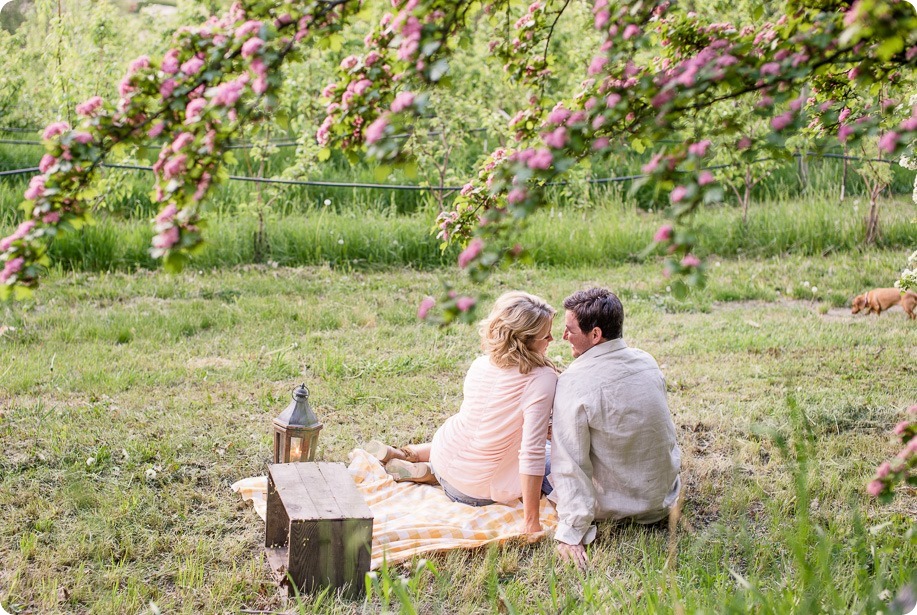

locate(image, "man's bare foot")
(556, 542), (589, 570)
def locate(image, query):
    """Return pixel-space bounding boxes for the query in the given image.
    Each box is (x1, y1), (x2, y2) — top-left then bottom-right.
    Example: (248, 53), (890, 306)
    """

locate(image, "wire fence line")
(0, 149), (907, 194)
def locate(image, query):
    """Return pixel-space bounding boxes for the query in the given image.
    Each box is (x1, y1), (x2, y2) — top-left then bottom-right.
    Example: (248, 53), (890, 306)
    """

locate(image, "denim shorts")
(431, 445), (553, 507)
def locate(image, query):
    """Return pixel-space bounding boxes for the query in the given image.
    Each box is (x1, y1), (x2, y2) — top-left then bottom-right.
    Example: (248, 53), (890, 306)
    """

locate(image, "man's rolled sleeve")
(550, 383), (597, 545)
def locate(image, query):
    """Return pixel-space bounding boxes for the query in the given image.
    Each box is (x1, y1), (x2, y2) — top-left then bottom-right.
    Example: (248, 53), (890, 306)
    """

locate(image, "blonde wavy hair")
(480, 291), (556, 374)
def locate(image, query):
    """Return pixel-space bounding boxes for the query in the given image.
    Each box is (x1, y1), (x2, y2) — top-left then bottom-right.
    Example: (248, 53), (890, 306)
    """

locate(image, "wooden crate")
(265, 462), (373, 597)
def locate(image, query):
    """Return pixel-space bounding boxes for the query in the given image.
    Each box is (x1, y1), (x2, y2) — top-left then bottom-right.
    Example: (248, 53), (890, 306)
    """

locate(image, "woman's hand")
(524, 519), (542, 534)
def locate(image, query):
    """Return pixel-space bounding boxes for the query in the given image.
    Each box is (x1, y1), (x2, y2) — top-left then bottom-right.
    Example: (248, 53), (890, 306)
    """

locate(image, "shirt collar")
(575, 338), (627, 362)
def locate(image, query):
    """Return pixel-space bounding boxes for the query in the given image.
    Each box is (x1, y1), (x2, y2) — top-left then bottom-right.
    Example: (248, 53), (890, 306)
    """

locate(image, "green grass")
(0, 254), (914, 613)
(1, 192), (914, 276)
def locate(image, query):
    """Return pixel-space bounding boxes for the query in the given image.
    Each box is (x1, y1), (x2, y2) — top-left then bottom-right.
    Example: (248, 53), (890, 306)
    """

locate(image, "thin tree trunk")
(743, 167), (751, 224)
(865, 187), (881, 245)
(840, 146), (847, 202)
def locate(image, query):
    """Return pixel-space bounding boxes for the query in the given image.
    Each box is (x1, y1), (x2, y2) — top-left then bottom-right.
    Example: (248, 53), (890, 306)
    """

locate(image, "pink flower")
(456, 296), (475, 312)
(622, 24), (640, 40)
(352, 79), (372, 96)
(365, 51), (382, 66)
(212, 79), (245, 106)
(594, 10), (609, 29)
(0, 257), (25, 283)
(241, 38), (264, 58)
(39, 154), (57, 173)
(893, 420), (910, 435)
(527, 148), (553, 170)
(698, 171), (715, 186)
(253, 76), (268, 94)
(72, 132), (93, 145)
(458, 238), (484, 268)
(588, 55), (607, 75)
(605, 93), (622, 108)
(24, 176), (46, 201)
(670, 185), (688, 203)
(641, 153), (663, 174)
(181, 56), (205, 75)
(770, 112), (794, 131)
(148, 122), (166, 138)
(688, 140), (711, 157)
(866, 479), (884, 497)
(876, 462), (892, 479)
(654, 225), (673, 242)
(161, 49), (180, 74)
(908, 405), (917, 415)
(42, 122), (70, 141)
(543, 126), (569, 149)
(507, 188), (527, 204)
(171, 132), (195, 152)
(460, 183), (474, 196)
(160, 79), (177, 99)
(185, 98), (207, 122)
(155, 203), (178, 224)
(591, 137), (610, 150)
(737, 137), (752, 150)
(235, 20), (262, 38)
(193, 172), (211, 201)
(76, 96), (103, 117)
(547, 105), (571, 125)
(900, 117), (917, 132)
(838, 108), (851, 123)
(877, 132), (898, 154)
(391, 91), (415, 113)
(152, 227), (180, 250)
(760, 62), (781, 77)
(162, 154), (187, 179)
(364, 116), (389, 144)
(838, 124), (854, 143)
(681, 253), (701, 267)
(42, 211), (61, 224)
(340, 55), (359, 70)
(417, 296), (435, 319)
(128, 55), (150, 75)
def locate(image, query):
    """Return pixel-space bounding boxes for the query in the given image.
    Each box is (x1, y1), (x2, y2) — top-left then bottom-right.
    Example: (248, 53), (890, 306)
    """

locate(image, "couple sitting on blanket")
(365, 287), (681, 568)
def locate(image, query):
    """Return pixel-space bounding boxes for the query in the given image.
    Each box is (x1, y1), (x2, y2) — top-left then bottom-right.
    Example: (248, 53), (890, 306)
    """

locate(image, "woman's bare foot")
(364, 440), (419, 464)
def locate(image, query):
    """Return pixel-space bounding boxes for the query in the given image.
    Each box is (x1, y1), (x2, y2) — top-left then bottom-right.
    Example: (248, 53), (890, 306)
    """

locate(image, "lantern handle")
(296, 383), (310, 398)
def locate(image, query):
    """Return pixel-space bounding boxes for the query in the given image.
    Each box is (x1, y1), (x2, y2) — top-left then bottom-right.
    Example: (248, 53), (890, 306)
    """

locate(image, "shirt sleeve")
(517, 369), (557, 476)
(551, 377), (598, 545)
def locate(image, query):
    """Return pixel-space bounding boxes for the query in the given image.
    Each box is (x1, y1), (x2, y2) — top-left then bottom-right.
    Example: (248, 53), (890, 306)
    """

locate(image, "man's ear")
(589, 327), (603, 344)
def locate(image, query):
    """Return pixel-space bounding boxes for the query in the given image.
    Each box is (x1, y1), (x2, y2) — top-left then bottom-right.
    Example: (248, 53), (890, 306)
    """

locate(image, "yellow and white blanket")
(232, 448), (558, 569)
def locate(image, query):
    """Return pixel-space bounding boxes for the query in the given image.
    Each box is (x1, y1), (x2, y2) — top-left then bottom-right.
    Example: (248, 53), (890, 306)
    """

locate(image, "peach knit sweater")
(429, 356), (557, 504)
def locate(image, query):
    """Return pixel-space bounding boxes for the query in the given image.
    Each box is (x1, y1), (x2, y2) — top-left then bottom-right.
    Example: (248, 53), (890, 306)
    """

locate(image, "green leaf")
(13, 284), (33, 300)
(317, 148), (331, 162)
(402, 161), (418, 180)
(373, 165), (392, 181)
(328, 34), (344, 52)
(671, 280), (688, 300)
(631, 138), (646, 154)
(224, 151), (237, 165)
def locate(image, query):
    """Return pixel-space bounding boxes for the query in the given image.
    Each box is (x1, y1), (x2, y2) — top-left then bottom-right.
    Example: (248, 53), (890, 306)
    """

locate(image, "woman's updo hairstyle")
(480, 291), (556, 374)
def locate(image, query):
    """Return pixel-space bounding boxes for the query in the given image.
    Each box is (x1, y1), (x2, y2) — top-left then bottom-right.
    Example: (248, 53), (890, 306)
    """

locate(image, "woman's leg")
(385, 459), (438, 484)
(365, 440), (430, 464)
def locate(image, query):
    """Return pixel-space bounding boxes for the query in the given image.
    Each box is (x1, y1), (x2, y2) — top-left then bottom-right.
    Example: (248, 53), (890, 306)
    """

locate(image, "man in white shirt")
(550, 288), (681, 568)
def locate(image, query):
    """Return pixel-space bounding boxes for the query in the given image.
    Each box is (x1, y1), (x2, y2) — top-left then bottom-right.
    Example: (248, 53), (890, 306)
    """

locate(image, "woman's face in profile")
(529, 318), (554, 357)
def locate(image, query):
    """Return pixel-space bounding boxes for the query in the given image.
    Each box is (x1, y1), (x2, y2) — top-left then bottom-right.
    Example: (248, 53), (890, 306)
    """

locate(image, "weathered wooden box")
(265, 462), (373, 597)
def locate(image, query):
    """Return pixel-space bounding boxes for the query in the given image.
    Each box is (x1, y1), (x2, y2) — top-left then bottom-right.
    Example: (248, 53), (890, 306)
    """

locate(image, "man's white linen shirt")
(550, 338), (681, 546)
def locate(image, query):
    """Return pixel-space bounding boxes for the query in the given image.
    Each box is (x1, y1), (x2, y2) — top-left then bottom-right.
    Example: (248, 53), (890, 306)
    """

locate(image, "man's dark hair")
(563, 288), (623, 341)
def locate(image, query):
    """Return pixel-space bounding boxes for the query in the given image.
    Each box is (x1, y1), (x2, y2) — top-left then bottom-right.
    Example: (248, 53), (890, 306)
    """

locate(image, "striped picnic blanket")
(232, 448), (558, 569)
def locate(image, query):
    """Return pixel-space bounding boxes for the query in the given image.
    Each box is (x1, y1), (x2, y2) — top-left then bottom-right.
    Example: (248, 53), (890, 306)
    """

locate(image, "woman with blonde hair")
(366, 291), (558, 534)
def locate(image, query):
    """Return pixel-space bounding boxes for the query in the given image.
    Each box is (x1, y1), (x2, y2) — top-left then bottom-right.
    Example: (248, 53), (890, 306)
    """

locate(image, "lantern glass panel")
(290, 436), (304, 462)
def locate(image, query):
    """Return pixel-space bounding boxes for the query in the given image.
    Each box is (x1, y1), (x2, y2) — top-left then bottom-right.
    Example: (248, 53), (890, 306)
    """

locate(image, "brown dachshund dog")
(851, 288), (917, 319)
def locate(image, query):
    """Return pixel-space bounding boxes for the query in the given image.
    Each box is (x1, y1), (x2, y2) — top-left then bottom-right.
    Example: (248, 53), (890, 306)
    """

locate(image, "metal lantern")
(273, 384), (323, 463)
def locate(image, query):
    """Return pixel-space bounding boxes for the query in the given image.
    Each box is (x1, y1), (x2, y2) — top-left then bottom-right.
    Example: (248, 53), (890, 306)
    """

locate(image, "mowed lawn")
(0, 251), (915, 613)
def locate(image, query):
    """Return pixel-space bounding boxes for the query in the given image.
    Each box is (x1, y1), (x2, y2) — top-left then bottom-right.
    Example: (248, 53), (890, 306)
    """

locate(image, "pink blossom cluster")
(0, 220), (36, 253)
(76, 96), (104, 118)
(457, 238), (483, 269)
(0, 257), (25, 284)
(867, 405), (916, 498)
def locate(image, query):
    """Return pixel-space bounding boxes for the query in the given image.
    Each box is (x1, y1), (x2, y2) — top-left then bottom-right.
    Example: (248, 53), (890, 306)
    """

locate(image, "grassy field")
(0, 251), (915, 613)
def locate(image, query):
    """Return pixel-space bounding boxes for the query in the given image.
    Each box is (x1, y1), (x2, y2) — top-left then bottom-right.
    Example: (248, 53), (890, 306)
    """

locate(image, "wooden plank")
(288, 519), (321, 594)
(293, 462), (342, 520)
(264, 469), (289, 549)
(271, 463), (320, 520)
(316, 462), (373, 519)
(264, 546), (288, 581)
